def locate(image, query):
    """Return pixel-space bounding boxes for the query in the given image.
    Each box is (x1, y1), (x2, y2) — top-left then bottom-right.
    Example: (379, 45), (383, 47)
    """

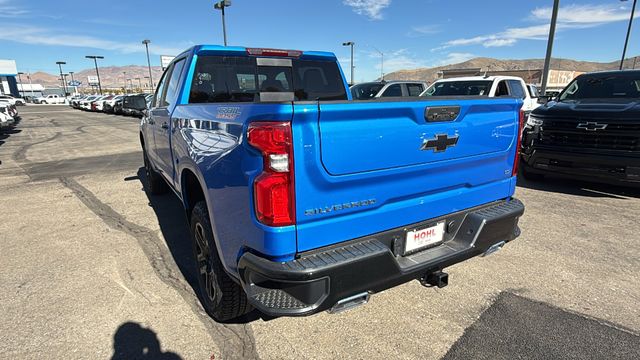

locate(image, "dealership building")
(0, 59), (20, 96)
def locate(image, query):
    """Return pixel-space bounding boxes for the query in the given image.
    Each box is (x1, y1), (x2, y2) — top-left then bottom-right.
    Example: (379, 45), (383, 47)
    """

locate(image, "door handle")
(161, 123), (169, 130)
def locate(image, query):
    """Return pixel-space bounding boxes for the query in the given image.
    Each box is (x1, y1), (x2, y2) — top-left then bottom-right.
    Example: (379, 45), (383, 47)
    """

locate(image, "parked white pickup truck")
(35, 94), (66, 104)
(421, 76), (540, 113)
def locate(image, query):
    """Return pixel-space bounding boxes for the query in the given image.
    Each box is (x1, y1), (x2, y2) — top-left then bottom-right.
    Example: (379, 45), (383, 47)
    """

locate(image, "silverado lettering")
(304, 199), (377, 216)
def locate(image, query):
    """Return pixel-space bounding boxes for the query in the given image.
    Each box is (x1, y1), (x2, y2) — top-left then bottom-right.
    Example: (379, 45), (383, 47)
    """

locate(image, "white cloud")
(531, 4), (632, 24)
(343, 0), (392, 20)
(0, 0), (29, 18)
(435, 3), (637, 50)
(0, 25), (185, 55)
(379, 49), (426, 73)
(483, 38), (517, 47)
(407, 24), (441, 37)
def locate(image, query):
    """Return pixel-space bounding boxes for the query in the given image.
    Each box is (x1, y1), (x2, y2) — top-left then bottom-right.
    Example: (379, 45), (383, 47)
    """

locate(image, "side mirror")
(537, 95), (553, 104)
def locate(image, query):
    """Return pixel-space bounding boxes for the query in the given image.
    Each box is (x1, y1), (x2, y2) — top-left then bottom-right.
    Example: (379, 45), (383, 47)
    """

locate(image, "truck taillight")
(248, 122), (295, 226)
(512, 109), (525, 176)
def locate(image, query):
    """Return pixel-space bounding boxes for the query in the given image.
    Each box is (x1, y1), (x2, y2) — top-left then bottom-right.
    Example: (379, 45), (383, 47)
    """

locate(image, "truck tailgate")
(319, 99), (517, 175)
(292, 98), (522, 253)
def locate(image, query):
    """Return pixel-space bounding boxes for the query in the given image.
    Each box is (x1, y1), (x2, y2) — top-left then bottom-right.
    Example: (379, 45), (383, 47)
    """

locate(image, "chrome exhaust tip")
(328, 292), (370, 314)
(482, 241), (506, 257)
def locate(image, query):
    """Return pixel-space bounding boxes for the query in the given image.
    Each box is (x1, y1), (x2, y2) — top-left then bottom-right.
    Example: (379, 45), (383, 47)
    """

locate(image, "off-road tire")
(191, 201), (252, 321)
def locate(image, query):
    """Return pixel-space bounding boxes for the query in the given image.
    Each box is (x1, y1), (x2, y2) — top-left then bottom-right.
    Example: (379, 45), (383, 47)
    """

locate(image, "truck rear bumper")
(238, 198), (524, 317)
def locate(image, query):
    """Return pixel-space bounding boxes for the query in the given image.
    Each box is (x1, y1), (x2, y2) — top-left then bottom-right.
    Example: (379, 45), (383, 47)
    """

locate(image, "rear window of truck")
(189, 56), (347, 103)
(424, 80), (493, 96)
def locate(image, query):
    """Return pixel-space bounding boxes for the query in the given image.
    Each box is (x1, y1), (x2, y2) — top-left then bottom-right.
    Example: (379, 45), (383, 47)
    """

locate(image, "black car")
(521, 70), (640, 187)
(122, 94), (147, 118)
(113, 98), (124, 115)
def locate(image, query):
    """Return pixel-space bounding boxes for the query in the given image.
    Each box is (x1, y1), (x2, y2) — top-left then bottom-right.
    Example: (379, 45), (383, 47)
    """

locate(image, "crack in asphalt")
(12, 132), (62, 163)
(58, 176), (259, 360)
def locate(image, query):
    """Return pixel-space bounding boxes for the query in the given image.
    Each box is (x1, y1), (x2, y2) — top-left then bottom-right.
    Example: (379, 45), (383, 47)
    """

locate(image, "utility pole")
(540, 0), (560, 96)
(56, 61), (67, 97)
(371, 46), (384, 80)
(142, 39), (154, 88)
(214, 1), (232, 46)
(123, 72), (127, 93)
(85, 56), (104, 95)
(620, 0), (638, 70)
(342, 41), (355, 85)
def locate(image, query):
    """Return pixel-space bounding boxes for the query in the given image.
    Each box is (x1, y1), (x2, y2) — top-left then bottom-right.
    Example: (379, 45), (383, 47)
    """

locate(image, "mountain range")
(25, 65), (165, 89)
(382, 56), (639, 83)
(22, 56), (639, 88)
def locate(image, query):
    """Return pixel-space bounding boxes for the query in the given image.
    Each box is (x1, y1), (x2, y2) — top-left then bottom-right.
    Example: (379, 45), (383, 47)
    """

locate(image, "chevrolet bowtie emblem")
(576, 122), (608, 131)
(421, 134), (459, 152)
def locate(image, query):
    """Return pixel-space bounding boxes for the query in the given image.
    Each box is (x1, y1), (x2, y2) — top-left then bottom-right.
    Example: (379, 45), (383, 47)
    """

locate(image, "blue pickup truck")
(140, 45), (525, 321)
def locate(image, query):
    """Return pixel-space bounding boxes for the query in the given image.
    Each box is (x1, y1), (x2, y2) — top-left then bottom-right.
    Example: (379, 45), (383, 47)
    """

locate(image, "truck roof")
(176, 45), (338, 61)
(435, 75), (524, 82)
(352, 80), (428, 86)
(575, 69), (640, 76)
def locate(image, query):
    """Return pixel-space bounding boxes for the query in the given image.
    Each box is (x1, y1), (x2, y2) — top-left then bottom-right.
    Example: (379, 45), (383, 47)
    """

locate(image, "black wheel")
(142, 147), (168, 194)
(191, 201), (252, 321)
(520, 164), (545, 181)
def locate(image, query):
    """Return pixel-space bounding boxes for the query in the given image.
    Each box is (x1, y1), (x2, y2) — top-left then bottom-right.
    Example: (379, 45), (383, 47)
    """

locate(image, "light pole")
(214, 0), (232, 46)
(540, 0), (559, 96)
(85, 55), (104, 95)
(27, 72), (34, 97)
(142, 39), (154, 88)
(342, 41), (355, 85)
(17, 72), (24, 97)
(62, 73), (71, 95)
(620, 0), (638, 70)
(56, 61), (67, 97)
(69, 72), (76, 95)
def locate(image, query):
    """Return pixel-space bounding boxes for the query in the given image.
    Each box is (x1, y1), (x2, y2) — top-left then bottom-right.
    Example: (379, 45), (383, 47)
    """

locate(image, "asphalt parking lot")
(1, 105), (639, 359)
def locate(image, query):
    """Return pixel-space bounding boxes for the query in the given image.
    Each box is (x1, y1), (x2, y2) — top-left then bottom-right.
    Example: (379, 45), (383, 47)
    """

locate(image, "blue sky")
(1, 0), (638, 81)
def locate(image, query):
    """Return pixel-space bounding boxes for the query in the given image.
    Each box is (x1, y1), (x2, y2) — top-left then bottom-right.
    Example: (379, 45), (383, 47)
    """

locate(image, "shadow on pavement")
(516, 173), (640, 199)
(131, 168), (267, 324)
(443, 292), (640, 360)
(111, 322), (182, 360)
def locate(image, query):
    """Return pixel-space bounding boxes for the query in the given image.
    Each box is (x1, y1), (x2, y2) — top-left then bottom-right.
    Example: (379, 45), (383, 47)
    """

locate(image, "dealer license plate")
(405, 222), (445, 253)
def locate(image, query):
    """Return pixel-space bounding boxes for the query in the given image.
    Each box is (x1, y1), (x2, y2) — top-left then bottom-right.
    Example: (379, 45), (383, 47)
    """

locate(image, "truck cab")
(36, 94), (65, 104)
(350, 81), (428, 100)
(140, 45), (524, 321)
(422, 75), (540, 114)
